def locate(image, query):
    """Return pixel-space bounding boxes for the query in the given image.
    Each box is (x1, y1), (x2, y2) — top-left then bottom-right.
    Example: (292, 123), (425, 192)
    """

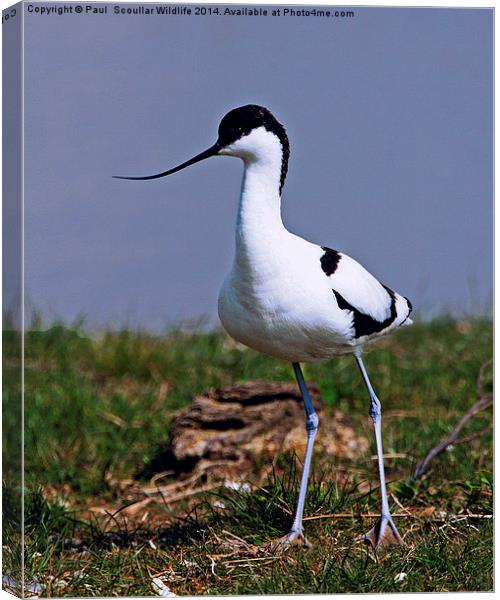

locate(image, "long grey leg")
(273, 362), (318, 549)
(290, 362), (319, 534)
(355, 349), (404, 549)
(355, 351), (390, 516)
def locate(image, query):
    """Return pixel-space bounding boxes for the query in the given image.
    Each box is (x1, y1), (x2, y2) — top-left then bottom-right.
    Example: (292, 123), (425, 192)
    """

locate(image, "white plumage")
(216, 123), (411, 362)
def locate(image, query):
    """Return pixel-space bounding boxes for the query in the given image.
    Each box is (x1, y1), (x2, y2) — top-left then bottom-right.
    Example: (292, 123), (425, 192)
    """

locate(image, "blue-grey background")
(23, 4), (493, 330)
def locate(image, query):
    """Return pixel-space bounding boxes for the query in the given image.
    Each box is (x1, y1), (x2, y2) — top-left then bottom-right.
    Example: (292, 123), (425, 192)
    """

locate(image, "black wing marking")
(319, 247), (411, 339)
(320, 247), (341, 276)
(332, 286), (397, 338)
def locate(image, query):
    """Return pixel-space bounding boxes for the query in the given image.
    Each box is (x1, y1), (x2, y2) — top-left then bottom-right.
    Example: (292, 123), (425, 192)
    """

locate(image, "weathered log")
(164, 381), (367, 477)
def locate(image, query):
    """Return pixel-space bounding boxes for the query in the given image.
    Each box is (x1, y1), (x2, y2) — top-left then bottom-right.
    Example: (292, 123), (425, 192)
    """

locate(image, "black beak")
(113, 143), (220, 181)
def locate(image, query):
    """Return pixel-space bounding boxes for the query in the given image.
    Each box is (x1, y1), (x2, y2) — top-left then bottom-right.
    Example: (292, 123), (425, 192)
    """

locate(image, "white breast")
(218, 233), (356, 362)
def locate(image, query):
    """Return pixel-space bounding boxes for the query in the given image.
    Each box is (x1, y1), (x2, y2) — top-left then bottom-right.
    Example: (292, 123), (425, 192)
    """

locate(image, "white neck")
(237, 153), (283, 230)
(219, 128), (287, 270)
(234, 152), (287, 273)
(218, 127), (289, 277)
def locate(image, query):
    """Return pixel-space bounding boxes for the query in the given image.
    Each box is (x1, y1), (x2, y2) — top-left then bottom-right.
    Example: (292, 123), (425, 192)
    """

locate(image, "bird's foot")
(364, 513), (405, 553)
(270, 529), (312, 552)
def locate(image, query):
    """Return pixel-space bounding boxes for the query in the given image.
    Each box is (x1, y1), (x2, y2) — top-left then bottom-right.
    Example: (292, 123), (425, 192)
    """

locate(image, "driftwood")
(413, 360), (493, 480)
(159, 381), (367, 479)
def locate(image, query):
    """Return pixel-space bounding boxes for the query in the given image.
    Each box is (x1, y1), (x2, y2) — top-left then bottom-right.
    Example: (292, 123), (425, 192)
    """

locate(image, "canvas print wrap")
(2, 2), (493, 596)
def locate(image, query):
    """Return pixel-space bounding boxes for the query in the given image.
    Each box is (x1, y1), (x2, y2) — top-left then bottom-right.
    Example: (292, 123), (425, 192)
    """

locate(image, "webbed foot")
(364, 514), (405, 552)
(270, 529), (312, 552)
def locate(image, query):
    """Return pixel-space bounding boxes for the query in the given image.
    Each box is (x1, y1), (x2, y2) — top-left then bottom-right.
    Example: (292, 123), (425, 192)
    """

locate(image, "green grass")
(3, 316), (493, 595)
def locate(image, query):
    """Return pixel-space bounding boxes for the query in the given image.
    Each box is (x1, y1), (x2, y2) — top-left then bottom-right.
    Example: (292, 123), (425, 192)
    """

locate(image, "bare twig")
(150, 484), (216, 505)
(151, 380), (170, 413)
(413, 359), (492, 480)
(303, 512), (408, 521)
(142, 472), (200, 496)
(390, 492), (413, 515)
(302, 512), (492, 522)
(142, 460), (233, 495)
(455, 424), (493, 445)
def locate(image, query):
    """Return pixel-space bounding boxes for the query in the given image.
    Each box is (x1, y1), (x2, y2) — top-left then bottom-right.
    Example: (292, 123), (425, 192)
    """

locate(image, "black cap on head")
(217, 104), (290, 191)
(217, 105), (286, 145)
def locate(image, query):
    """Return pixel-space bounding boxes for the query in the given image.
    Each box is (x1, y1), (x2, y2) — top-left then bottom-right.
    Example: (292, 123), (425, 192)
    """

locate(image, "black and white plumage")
(115, 105), (411, 551)
(321, 246), (412, 341)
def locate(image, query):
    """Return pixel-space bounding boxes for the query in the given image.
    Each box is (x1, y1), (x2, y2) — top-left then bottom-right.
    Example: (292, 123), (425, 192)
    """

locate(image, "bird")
(114, 104), (413, 551)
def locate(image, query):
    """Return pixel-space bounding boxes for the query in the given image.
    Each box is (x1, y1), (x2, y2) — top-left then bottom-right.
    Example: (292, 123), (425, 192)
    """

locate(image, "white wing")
(320, 247), (412, 339)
